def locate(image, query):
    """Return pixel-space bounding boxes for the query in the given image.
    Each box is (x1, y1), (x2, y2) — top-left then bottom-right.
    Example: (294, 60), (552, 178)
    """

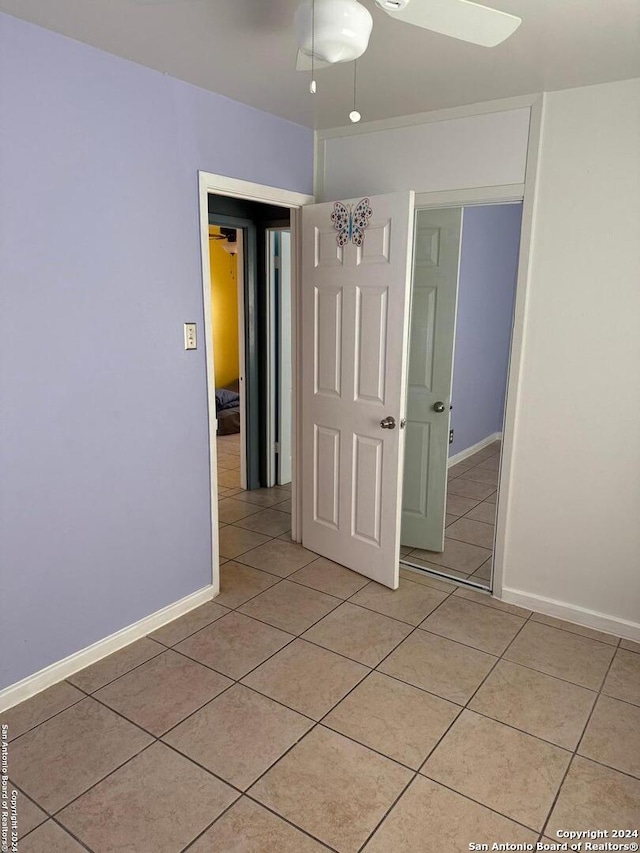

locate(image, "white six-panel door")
(301, 192), (415, 589)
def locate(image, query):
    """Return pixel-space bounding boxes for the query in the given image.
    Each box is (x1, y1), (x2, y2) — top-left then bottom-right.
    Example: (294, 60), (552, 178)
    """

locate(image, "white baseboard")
(448, 432), (502, 467)
(500, 586), (640, 643)
(0, 585), (216, 713)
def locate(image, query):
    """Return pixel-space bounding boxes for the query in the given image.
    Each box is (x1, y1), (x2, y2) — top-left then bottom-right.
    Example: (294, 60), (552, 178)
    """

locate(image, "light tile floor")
(3, 435), (639, 852)
(402, 441), (501, 586)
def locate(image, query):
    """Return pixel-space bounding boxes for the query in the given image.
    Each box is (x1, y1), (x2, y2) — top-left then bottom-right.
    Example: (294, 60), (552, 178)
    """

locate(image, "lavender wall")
(0, 13), (313, 691)
(449, 204), (523, 457)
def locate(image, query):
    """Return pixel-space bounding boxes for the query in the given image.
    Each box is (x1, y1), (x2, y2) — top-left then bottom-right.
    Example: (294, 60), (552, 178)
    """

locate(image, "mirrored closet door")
(400, 203), (523, 590)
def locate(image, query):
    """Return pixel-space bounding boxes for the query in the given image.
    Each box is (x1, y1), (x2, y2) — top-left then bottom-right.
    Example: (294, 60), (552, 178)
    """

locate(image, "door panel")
(352, 434), (383, 545)
(315, 287), (343, 396)
(401, 208), (463, 551)
(301, 192), (415, 589)
(314, 425), (340, 528)
(355, 286), (388, 403)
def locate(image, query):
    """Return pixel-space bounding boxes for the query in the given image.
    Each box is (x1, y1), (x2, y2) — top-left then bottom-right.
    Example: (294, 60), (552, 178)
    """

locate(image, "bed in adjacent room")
(215, 381), (240, 434)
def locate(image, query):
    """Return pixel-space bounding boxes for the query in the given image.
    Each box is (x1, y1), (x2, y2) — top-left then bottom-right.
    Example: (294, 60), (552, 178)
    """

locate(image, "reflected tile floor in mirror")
(401, 440), (501, 589)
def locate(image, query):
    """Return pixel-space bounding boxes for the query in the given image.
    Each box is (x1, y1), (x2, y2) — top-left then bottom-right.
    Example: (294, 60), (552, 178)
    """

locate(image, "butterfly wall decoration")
(331, 198), (373, 247)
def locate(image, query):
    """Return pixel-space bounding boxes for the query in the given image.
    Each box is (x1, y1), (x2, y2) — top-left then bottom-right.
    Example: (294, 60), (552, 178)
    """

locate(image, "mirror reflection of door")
(401, 208), (463, 553)
(401, 202), (523, 591)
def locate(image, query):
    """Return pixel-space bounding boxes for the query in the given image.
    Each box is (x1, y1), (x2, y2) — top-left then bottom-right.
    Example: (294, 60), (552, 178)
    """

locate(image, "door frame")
(198, 172), (314, 593)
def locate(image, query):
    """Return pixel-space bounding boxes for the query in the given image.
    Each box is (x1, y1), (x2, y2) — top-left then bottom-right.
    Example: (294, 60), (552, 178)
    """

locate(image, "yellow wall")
(209, 228), (239, 388)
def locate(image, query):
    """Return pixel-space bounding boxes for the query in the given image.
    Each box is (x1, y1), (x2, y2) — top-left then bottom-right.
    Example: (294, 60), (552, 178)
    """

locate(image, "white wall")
(501, 78), (640, 635)
(319, 104), (530, 200)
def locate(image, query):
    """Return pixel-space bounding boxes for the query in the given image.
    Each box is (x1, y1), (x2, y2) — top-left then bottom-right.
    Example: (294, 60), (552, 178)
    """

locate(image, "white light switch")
(184, 323), (197, 350)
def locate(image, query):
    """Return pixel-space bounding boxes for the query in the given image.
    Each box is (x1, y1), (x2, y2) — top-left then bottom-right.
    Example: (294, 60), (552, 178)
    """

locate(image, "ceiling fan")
(130, 0), (521, 85)
(295, 0), (522, 71)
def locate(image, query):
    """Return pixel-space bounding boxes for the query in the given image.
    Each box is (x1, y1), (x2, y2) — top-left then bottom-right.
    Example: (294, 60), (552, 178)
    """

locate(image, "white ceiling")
(1, 0), (639, 129)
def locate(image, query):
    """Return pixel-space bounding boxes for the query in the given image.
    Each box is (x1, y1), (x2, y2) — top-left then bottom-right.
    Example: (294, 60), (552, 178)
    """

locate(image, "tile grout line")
(505, 617), (622, 652)
(46, 816), (96, 852)
(569, 633), (625, 776)
(538, 637), (622, 841)
(179, 790), (339, 853)
(450, 588), (532, 618)
(62, 640), (168, 697)
(458, 605), (534, 711)
(355, 769), (419, 852)
(234, 552), (324, 580)
(416, 621), (522, 657)
(23, 739), (159, 833)
(244, 795), (340, 853)
(417, 772), (545, 837)
(5, 693), (88, 747)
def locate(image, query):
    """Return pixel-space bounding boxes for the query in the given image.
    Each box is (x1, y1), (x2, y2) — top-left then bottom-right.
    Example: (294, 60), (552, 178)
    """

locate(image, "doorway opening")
(208, 195), (291, 492)
(207, 197), (293, 548)
(400, 201), (523, 592)
(208, 224), (244, 494)
(198, 171), (314, 589)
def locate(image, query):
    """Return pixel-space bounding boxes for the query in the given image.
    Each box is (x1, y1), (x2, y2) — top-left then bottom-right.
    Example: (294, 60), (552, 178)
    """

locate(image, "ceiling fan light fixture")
(295, 0), (373, 65)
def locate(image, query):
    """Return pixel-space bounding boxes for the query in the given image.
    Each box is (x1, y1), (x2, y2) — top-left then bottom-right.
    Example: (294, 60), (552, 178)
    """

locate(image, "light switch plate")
(184, 323), (197, 350)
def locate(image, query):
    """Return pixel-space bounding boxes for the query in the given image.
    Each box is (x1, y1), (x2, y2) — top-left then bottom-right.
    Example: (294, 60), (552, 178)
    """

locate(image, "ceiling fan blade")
(381, 0), (521, 47)
(295, 50), (336, 72)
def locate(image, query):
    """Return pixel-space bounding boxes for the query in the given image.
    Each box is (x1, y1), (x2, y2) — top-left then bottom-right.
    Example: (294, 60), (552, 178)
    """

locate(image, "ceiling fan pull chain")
(310, 0), (317, 93)
(349, 59), (361, 122)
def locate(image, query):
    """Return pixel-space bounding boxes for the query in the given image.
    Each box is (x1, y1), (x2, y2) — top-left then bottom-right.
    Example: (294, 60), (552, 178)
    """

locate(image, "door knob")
(380, 416), (396, 430)
(433, 402), (446, 413)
